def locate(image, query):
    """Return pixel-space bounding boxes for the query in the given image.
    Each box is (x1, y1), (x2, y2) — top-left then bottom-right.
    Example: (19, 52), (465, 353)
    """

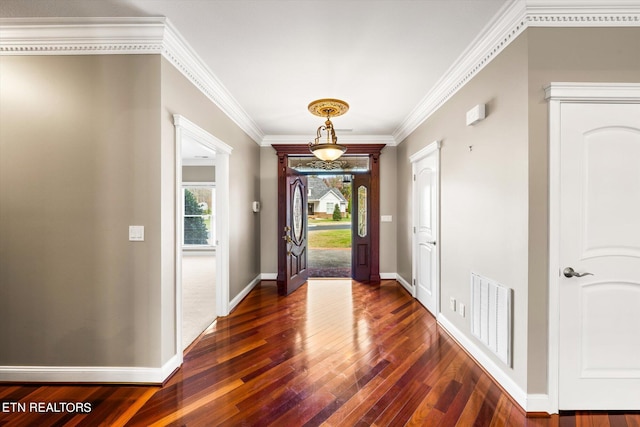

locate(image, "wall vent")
(470, 272), (512, 366)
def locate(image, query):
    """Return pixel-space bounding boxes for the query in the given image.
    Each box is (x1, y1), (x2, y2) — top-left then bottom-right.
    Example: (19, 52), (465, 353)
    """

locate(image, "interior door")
(558, 102), (640, 409)
(413, 151), (438, 315)
(277, 168), (308, 295)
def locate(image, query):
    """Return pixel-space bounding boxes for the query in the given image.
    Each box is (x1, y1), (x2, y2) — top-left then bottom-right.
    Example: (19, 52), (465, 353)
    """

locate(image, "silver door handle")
(427, 241), (436, 245)
(563, 267), (593, 278)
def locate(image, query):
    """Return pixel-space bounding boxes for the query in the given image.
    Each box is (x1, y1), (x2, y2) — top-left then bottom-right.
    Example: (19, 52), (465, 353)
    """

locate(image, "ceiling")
(1, 0), (510, 144)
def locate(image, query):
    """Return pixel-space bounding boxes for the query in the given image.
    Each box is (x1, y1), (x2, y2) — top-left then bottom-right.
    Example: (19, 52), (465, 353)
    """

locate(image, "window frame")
(182, 183), (216, 250)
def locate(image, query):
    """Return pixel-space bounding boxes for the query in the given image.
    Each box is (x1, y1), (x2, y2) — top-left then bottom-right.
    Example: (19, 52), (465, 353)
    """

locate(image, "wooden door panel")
(352, 174), (371, 281)
(273, 145), (384, 288)
(277, 166), (308, 295)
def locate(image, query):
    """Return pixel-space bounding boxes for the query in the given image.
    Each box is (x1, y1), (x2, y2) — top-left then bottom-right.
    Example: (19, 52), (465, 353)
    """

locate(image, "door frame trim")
(410, 141), (441, 315)
(545, 82), (640, 413)
(272, 144), (385, 284)
(173, 114), (232, 359)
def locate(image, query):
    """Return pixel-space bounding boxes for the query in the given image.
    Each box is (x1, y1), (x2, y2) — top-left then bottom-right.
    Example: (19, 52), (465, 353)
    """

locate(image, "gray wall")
(161, 58), (261, 312)
(0, 55), (163, 367)
(259, 147), (278, 274)
(259, 146), (398, 276)
(397, 34), (530, 390)
(396, 26), (640, 396)
(0, 53), (262, 371)
(525, 26), (640, 393)
(182, 166), (215, 182)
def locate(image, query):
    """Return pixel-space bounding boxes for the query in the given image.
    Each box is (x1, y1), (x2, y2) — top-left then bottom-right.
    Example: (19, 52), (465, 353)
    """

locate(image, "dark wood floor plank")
(2, 280), (640, 426)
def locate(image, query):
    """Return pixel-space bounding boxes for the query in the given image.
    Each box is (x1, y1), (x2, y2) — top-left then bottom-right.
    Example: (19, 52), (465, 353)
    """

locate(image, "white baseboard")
(229, 274), (262, 312)
(260, 273), (277, 280)
(0, 353), (180, 384)
(526, 393), (552, 414)
(437, 315), (528, 411)
(395, 274), (414, 295)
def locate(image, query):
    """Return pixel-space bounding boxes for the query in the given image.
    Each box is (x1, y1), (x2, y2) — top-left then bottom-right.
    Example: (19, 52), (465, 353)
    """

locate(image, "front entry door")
(273, 144), (384, 287)
(352, 174), (371, 281)
(277, 168), (308, 295)
(558, 101), (640, 409)
(413, 148), (438, 315)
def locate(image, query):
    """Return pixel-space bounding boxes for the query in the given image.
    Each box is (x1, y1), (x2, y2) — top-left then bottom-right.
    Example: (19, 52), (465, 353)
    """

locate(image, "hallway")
(2, 280), (639, 425)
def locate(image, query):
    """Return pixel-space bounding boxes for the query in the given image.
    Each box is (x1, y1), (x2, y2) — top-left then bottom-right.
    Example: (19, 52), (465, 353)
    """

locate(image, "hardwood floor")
(1, 279), (639, 426)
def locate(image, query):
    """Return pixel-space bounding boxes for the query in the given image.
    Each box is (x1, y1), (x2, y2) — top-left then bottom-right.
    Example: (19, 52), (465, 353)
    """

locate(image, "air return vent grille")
(470, 273), (512, 366)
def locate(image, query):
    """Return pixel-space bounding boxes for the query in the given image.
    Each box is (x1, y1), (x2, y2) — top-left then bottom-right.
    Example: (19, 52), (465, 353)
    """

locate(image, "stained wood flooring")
(1, 279), (639, 426)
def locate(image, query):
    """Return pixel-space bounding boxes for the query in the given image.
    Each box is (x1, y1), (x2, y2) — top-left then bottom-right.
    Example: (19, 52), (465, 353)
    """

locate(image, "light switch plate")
(381, 215), (392, 222)
(459, 303), (466, 317)
(129, 225), (144, 241)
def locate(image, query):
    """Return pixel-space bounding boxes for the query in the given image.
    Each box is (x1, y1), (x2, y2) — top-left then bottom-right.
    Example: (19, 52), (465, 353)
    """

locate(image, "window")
(326, 202), (334, 214)
(183, 185), (215, 247)
(358, 185), (367, 237)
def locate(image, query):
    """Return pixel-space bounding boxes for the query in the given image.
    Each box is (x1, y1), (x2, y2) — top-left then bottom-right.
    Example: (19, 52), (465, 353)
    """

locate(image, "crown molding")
(1, 2), (638, 148)
(260, 134), (398, 147)
(0, 17), (265, 144)
(0, 17), (166, 54)
(162, 22), (263, 143)
(392, 0), (640, 143)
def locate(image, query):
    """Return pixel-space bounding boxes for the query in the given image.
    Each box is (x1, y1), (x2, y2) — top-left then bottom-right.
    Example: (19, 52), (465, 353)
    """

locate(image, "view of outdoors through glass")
(183, 186), (215, 246)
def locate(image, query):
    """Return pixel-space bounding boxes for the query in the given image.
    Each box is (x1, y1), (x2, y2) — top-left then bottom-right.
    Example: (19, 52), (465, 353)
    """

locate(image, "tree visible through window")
(183, 186), (215, 246)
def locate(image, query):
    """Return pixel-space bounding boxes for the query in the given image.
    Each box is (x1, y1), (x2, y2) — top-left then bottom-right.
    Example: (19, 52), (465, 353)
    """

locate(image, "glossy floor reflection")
(2, 280), (639, 426)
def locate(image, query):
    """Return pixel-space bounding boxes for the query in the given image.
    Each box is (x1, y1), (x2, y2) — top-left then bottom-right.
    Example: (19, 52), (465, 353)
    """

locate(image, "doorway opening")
(274, 144), (384, 295)
(174, 114), (232, 361)
(307, 174), (352, 278)
(181, 184), (216, 350)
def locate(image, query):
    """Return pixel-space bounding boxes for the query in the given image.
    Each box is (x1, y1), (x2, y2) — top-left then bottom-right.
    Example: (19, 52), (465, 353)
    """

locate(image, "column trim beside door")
(545, 82), (640, 414)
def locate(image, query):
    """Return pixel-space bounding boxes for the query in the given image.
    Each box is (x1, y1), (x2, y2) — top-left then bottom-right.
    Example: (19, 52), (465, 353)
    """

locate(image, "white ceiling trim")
(0, 17), (166, 54)
(1, 2), (638, 147)
(261, 134), (397, 147)
(163, 22), (264, 143)
(0, 17), (265, 144)
(392, 0), (640, 143)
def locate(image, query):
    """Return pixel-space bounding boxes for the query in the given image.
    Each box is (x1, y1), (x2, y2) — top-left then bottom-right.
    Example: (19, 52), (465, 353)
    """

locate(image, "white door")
(558, 102), (640, 409)
(413, 148), (439, 315)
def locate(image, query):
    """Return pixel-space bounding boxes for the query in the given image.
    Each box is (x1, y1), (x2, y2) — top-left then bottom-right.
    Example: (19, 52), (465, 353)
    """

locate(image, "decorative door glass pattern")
(288, 156), (369, 173)
(292, 183), (303, 243)
(358, 185), (367, 238)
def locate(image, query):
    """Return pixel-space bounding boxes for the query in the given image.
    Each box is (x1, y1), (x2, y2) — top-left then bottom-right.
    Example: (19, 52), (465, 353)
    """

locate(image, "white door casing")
(173, 114), (232, 363)
(411, 141), (440, 316)
(547, 83), (640, 411)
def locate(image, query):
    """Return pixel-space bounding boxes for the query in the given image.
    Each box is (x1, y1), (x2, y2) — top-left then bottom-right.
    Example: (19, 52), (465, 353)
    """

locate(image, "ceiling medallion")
(308, 98), (349, 161)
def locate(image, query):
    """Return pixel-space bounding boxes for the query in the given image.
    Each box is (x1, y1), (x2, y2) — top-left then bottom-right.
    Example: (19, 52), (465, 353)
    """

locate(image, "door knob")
(563, 267), (593, 278)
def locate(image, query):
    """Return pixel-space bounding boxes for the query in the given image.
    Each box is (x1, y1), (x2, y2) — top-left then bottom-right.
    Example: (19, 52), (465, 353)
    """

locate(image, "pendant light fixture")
(308, 98), (348, 161)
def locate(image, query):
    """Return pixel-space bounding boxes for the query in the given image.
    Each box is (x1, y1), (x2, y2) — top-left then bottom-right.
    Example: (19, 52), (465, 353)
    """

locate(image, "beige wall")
(160, 59), (261, 311)
(397, 26), (640, 397)
(259, 146), (398, 276)
(379, 146), (398, 274)
(0, 55), (163, 367)
(525, 26), (640, 394)
(397, 34), (531, 390)
(182, 166), (215, 182)
(259, 147), (278, 274)
(0, 53), (262, 371)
